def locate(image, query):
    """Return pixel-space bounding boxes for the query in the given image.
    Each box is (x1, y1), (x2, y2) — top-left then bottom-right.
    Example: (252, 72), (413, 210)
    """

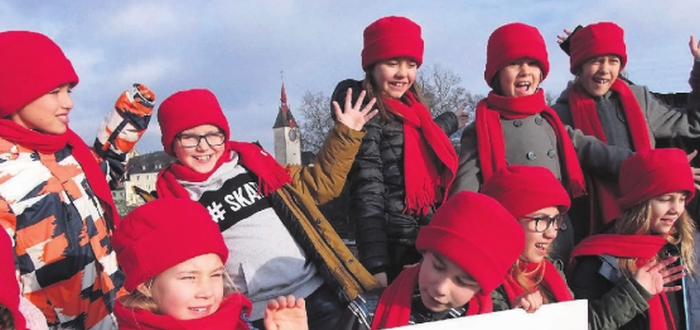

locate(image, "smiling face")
(9, 84), (73, 135)
(518, 207), (560, 264)
(371, 57), (418, 100)
(417, 251), (481, 313)
(578, 55), (622, 98)
(172, 124), (226, 174)
(497, 57), (542, 97)
(649, 192), (687, 236)
(139, 253), (225, 320)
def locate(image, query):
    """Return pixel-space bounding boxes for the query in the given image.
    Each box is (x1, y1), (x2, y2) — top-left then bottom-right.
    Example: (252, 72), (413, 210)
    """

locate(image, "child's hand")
(512, 290), (543, 313)
(332, 88), (378, 131)
(556, 28), (573, 45)
(633, 256), (686, 295)
(690, 36), (700, 61)
(263, 295), (308, 330)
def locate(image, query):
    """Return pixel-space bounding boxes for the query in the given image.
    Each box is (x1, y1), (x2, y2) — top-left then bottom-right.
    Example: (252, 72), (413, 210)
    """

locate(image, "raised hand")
(512, 290), (544, 313)
(689, 36), (700, 61)
(633, 257), (686, 295)
(263, 295), (308, 330)
(556, 28), (573, 45)
(332, 88), (378, 131)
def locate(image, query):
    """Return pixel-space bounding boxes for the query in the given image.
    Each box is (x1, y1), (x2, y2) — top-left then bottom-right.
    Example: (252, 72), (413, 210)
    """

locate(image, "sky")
(2, 0), (699, 154)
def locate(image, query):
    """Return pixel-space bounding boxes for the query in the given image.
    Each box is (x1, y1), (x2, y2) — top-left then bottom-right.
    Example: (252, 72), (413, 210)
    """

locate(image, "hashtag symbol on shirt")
(207, 202), (226, 223)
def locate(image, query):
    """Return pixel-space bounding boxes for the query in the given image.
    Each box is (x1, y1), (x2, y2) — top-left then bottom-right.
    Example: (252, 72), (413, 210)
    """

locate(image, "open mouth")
(515, 81), (532, 94)
(193, 155), (212, 161)
(189, 306), (211, 314)
(534, 243), (549, 253)
(389, 81), (407, 89)
(592, 77), (610, 85)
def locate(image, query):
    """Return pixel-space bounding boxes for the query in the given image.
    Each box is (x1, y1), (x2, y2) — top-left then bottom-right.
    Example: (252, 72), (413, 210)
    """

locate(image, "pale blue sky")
(2, 0), (698, 153)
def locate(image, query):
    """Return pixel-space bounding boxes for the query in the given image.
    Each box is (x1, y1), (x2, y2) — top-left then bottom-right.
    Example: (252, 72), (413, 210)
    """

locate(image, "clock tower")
(273, 83), (301, 165)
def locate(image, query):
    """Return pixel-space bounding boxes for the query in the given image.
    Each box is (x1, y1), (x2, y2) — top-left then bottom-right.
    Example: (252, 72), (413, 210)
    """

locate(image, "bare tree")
(417, 64), (483, 125)
(298, 91), (334, 154)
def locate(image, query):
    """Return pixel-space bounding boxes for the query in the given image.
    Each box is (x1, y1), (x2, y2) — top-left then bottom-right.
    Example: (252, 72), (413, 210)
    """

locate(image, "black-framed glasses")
(521, 214), (565, 233)
(176, 132), (226, 148)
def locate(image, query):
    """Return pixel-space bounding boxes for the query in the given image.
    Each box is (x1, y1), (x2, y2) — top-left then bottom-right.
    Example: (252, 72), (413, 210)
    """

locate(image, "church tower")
(273, 83), (301, 165)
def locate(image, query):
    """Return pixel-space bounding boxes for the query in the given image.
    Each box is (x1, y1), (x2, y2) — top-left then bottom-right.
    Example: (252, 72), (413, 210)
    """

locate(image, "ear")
(136, 282), (152, 298)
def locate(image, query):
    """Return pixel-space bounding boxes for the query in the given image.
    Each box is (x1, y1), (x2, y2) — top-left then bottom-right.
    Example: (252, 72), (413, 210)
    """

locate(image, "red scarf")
(383, 92), (458, 215)
(115, 293), (253, 330)
(475, 90), (585, 198)
(157, 141), (291, 198)
(569, 80), (652, 233)
(371, 264), (491, 330)
(0, 119), (120, 229)
(502, 259), (573, 307)
(570, 234), (675, 330)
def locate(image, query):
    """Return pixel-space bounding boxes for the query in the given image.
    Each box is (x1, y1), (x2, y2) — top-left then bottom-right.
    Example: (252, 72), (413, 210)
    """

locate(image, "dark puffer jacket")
(331, 79), (459, 279)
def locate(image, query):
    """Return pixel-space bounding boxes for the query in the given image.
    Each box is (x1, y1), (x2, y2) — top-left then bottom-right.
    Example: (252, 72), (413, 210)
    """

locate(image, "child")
(155, 88), (378, 329)
(0, 30), (155, 329)
(113, 198), (307, 329)
(451, 22), (631, 270)
(337, 191), (525, 330)
(331, 16), (460, 286)
(552, 22), (700, 234)
(481, 165), (574, 313)
(569, 148), (693, 329)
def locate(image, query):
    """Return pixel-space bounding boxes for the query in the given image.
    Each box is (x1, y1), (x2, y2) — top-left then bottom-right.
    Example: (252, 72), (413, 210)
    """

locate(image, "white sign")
(391, 299), (588, 330)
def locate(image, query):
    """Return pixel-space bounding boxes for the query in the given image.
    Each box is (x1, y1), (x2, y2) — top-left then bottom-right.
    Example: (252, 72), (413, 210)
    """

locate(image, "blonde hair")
(118, 270), (238, 314)
(614, 200), (696, 277)
(362, 64), (429, 122)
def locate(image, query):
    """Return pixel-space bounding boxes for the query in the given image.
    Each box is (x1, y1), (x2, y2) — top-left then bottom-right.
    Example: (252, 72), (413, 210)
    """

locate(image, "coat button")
(547, 149), (556, 158)
(513, 120), (523, 127)
(526, 151), (537, 160)
(535, 117), (543, 125)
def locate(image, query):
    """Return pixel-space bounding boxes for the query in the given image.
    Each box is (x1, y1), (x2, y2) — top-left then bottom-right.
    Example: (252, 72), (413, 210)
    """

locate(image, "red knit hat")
(484, 22), (550, 88)
(416, 191), (524, 293)
(617, 148), (695, 210)
(0, 232), (27, 330)
(0, 31), (79, 118)
(112, 198), (228, 292)
(157, 89), (231, 156)
(569, 22), (628, 74)
(361, 16), (424, 70)
(481, 165), (571, 218)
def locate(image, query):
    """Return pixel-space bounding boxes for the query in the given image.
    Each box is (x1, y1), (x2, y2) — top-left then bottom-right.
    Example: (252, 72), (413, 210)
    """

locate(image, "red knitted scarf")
(371, 264), (491, 330)
(0, 119), (120, 228)
(502, 259), (573, 307)
(157, 141), (291, 199)
(569, 80), (652, 233)
(383, 92), (458, 215)
(570, 234), (675, 330)
(475, 90), (585, 198)
(115, 293), (253, 330)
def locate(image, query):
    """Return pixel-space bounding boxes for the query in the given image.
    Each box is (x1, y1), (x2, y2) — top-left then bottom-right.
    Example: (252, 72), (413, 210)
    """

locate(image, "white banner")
(391, 299), (588, 330)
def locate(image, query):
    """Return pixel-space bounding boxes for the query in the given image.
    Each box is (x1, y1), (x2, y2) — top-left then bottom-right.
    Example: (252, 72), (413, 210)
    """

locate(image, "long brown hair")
(361, 62), (429, 122)
(614, 200), (696, 277)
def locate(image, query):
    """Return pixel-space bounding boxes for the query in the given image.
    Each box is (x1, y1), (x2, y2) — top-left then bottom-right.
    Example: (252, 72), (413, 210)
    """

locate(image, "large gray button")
(526, 151), (537, 160)
(547, 149), (556, 158)
(535, 117), (543, 125)
(513, 120), (523, 127)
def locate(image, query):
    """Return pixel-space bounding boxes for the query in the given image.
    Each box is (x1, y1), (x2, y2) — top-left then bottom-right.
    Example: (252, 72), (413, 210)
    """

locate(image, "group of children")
(0, 14), (699, 330)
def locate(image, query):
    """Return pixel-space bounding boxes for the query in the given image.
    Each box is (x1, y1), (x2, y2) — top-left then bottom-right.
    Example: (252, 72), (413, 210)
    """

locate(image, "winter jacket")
(336, 287), (469, 330)
(156, 123), (379, 326)
(331, 79), (459, 279)
(0, 85), (153, 329)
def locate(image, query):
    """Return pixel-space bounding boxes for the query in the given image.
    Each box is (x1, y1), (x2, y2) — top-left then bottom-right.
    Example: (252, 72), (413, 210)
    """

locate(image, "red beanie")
(617, 148), (695, 210)
(569, 22), (627, 74)
(0, 31), (79, 117)
(0, 232), (27, 330)
(481, 165), (571, 218)
(157, 89), (231, 156)
(484, 22), (550, 88)
(112, 198), (228, 292)
(416, 191), (524, 293)
(361, 16), (424, 70)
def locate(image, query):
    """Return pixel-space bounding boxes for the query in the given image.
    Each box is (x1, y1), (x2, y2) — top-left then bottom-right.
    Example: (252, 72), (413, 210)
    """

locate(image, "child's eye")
(432, 262), (446, 272)
(211, 272), (224, 278)
(180, 276), (196, 280)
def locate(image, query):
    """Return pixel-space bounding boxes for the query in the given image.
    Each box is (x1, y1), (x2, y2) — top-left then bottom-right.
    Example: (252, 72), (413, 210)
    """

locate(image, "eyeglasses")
(176, 132), (226, 148)
(521, 214), (565, 233)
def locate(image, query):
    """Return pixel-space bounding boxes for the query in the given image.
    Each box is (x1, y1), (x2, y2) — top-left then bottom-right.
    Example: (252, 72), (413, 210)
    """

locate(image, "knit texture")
(484, 22), (549, 87)
(361, 16), (424, 70)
